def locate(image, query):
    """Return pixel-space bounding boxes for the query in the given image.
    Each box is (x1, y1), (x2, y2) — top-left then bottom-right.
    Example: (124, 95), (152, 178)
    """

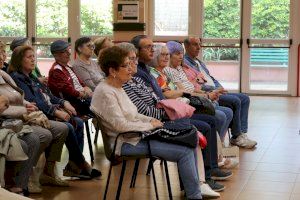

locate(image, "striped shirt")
(65, 66), (84, 92)
(163, 66), (195, 93)
(123, 77), (165, 120)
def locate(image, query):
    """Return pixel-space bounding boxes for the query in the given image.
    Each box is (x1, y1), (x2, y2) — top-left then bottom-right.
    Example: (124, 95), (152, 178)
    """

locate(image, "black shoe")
(23, 189), (30, 197)
(206, 178), (225, 192)
(211, 168), (233, 181)
(89, 168), (102, 178)
(80, 168), (102, 178)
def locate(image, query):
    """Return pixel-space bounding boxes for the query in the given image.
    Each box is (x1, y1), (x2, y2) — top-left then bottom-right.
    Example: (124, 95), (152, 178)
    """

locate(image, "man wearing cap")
(48, 40), (93, 116)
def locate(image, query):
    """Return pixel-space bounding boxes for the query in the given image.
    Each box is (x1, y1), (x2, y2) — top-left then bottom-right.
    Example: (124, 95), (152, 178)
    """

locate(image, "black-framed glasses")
(120, 62), (131, 69)
(86, 43), (95, 49)
(141, 44), (154, 51)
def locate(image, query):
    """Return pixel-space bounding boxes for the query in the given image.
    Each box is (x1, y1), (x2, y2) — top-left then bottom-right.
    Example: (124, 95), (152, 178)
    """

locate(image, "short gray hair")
(148, 43), (169, 68)
(116, 42), (137, 54)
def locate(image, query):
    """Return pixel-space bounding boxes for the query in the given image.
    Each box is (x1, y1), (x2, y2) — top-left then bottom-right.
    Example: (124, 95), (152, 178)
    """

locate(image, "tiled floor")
(29, 96), (300, 200)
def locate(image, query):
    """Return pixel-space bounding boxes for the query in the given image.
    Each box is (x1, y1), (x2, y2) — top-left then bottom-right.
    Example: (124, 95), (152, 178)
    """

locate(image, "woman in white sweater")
(91, 46), (203, 200)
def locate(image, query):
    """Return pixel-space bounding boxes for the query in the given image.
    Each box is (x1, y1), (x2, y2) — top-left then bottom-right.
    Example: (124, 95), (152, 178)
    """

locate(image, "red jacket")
(48, 62), (86, 100)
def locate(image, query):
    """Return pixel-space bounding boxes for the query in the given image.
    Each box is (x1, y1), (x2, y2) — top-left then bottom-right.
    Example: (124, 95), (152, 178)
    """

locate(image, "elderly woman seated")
(117, 42), (220, 197)
(72, 37), (105, 91)
(93, 36), (113, 58)
(0, 94), (40, 197)
(91, 45), (211, 200)
(0, 54), (41, 197)
(162, 41), (233, 143)
(8, 46), (101, 181)
(9, 37), (47, 85)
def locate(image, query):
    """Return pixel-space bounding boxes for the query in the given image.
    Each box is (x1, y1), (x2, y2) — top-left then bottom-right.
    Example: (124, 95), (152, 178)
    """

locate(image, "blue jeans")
(121, 140), (202, 199)
(66, 117), (84, 152)
(64, 117), (86, 166)
(215, 106), (233, 139)
(190, 114), (218, 178)
(15, 133), (40, 189)
(218, 93), (250, 137)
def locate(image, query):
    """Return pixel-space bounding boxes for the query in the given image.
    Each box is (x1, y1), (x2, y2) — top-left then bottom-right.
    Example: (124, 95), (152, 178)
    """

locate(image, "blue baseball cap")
(50, 40), (70, 54)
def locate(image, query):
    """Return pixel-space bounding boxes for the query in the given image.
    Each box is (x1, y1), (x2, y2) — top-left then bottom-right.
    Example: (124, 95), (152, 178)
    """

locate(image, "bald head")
(184, 37), (201, 59)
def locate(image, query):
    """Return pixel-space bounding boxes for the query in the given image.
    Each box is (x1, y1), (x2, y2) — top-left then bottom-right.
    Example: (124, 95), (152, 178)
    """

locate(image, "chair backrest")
(94, 115), (115, 162)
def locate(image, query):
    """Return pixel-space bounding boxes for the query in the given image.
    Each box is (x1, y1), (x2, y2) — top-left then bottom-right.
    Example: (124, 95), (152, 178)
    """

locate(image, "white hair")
(148, 43), (169, 68)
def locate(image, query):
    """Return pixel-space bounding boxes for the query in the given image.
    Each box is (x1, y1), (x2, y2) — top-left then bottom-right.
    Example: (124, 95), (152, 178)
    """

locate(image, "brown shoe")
(40, 174), (69, 187)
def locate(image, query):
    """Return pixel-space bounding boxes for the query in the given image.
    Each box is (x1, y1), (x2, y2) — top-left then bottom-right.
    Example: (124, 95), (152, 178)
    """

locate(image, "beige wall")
(113, 0), (148, 42)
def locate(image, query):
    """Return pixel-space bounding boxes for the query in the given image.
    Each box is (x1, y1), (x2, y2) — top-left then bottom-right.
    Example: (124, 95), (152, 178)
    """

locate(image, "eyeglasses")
(86, 43), (95, 49)
(160, 53), (169, 57)
(141, 45), (154, 51)
(129, 56), (138, 62)
(120, 62), (131, 69)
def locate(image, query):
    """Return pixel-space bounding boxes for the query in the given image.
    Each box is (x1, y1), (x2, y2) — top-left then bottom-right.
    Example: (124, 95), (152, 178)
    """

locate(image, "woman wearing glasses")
(72, 37), (105, 91)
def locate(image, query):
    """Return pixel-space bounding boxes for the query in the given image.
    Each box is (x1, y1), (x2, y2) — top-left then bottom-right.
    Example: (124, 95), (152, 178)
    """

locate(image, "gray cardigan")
(72, 58), (105, 91)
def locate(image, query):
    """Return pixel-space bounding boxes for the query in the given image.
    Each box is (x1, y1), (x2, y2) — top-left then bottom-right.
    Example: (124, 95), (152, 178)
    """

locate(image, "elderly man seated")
(183, 36), (257, 149)
(48, 40), (93, 117)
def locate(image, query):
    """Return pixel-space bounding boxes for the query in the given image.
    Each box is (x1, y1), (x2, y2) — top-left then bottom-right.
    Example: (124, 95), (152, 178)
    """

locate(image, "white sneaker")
(220, 158), (239, 169)
(230, 133), (257, 149)
(200, 183), (220, 197)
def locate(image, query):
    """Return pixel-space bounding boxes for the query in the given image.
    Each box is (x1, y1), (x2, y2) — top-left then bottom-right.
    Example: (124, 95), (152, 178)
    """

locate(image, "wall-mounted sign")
(117, 1), (139, 22)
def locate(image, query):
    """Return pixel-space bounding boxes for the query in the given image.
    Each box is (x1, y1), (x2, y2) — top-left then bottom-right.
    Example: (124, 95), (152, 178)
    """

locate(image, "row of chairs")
(88, 115), (181, 200)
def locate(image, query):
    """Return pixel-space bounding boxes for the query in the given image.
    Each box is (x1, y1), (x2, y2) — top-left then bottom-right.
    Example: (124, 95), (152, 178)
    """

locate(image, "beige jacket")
(0, 127), (30, 187)
(0, 70), (28, 118)
(91, 81), (154, 156)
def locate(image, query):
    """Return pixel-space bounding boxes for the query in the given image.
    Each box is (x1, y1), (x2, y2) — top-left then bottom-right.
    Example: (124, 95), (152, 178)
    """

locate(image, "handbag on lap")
(188, 96), (216, 116)
(142, 118), (207, 149)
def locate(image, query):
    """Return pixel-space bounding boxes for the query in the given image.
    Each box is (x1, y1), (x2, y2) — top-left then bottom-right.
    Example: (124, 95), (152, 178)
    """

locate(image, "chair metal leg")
(146, 140), (159, 200)
(94, 127), (99, 144)
(150, 158), (159, 200)
(84, 121), (94, 162)
(178, 168), (184, 191)
(130, 159), (140, 188)
(116, 160), (127, 200)
(103, 163), (113, 200)
(146, 159), (152, 175)
(163, 160), (173, 200)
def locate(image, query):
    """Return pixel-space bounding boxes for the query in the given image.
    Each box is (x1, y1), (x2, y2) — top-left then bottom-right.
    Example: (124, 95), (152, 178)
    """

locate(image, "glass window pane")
(250, 48), (288, 91)
(154, 0), (188, 36)
(0, 0), (26, 37)
(81, 0), (113, 36)
(251, 0), (289, 39)
(36, 0), (68, 37)
(202, 47), (240, 90)
(36, 45), (54, 76)
(203, 0), (240, 38)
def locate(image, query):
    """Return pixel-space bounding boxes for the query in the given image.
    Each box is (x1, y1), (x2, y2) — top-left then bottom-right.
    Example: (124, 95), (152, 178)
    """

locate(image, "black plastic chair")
(81, 117), (94, 162)
(94, 115), (169, 200)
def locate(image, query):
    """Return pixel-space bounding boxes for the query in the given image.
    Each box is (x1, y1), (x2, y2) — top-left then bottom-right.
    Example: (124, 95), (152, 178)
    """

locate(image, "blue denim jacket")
(184, 54), (222, 91)
(10, 71), (65, 117)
